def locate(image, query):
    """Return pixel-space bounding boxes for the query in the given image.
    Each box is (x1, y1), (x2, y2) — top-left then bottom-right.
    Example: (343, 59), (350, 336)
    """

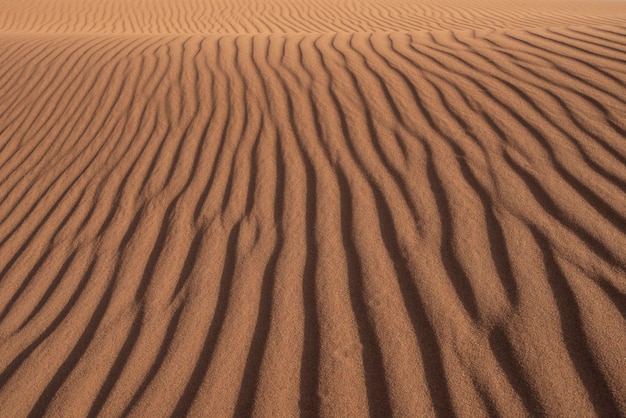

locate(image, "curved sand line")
(0, 3), (625, 416)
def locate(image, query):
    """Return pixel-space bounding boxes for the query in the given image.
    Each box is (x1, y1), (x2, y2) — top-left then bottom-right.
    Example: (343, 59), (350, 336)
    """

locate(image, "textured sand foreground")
(1, 0), (626, 416)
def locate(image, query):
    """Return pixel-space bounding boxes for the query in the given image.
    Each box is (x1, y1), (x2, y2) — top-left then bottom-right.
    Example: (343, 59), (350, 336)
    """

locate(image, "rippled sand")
(0, 0), (625, 416)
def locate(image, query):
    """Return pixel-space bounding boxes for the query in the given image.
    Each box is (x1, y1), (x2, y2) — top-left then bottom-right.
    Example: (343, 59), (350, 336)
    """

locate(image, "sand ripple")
(0, 2), (625, 416)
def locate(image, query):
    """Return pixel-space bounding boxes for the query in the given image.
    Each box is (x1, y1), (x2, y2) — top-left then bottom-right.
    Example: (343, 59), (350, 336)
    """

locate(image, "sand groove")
(0, 2), (626, 416)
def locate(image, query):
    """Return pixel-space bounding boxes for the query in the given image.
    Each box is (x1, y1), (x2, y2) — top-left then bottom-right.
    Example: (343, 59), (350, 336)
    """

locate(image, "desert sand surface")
(0, 0), (625, 416)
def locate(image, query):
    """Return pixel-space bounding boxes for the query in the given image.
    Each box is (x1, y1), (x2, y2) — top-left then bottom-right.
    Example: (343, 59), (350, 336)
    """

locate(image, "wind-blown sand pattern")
(1, 0), (626, 416)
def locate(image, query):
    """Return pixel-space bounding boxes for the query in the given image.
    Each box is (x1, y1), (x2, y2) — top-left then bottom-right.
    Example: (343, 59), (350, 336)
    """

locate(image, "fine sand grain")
(0, 0), (625, 416)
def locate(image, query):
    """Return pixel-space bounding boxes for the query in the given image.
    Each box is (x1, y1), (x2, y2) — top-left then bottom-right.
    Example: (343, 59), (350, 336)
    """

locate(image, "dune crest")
(0, 1), (625, 416)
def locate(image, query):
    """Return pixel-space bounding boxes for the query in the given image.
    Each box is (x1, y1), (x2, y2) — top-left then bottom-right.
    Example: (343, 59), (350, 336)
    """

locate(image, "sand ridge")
(0, 1), (625, 416)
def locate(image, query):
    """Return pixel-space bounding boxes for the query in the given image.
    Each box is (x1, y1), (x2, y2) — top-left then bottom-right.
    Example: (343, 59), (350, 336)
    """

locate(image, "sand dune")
(0, 0), (625, 416)
(1, 0), (626, 34)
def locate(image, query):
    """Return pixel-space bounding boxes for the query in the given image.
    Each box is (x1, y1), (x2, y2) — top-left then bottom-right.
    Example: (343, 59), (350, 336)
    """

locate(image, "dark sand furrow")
(475, 32), (626, 125)
(0, 116), (123, 291)
(530, 227), (622, 417)
(503, 64), (626, 188)
(556, 26), (626, 56)
(433, 31), (626, 148)
(504, 31), (626, 89)
(414, 71), (519, 306)
(447, 48), (626, 228)
(488, 326), (545, 415)
(504, 61), (626, 121)
(0, 37), (106, 188)
(335, 168), (394, 417)
(17, 249), (79, 332)
(0, 257), (96, 392)
(422, 142), (482, 321)
(403, 35), (626, 255)
(466, 35), (626, 172)
(169, 223), (241, 417)
(340, 36), (423, 230)
(26, 256), (118, 417)
(72, 46), (171, 234)
(534, 28), (626, 65)
(342, 36), (502, 324)
(503, 150), (625, 270)
(0, 39), (147, 243)
(0, 111), (123, 260)
(0, 37), (83, 121)
(192, 38), (237, 222)
(87, 306), (145, 418)
(255, 40), (323, 416)
(0, 36), (150, 181)
(218, 96), (252, 215)
(121, 304), (185, 416)
(0, 188), (85, 327)
(151, 39), (202, 192)
(254, 38), (321, 415)
(233, 234), (280, 416)
(312, 34), (498, 414)
(580, 25), (626, 50)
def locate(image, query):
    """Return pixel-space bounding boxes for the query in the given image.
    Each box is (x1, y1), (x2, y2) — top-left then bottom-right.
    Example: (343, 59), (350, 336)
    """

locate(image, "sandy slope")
(0, 0), (625, 416)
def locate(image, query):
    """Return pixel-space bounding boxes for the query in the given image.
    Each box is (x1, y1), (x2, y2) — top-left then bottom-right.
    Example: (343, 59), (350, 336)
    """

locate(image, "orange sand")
(0, 0), (625, 416)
